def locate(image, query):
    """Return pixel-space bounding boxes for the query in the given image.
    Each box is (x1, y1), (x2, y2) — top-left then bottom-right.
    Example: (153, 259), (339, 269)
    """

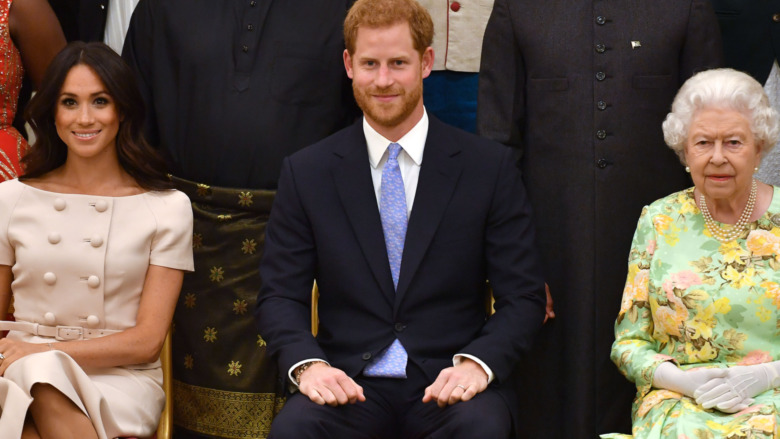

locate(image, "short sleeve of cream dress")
(0, 178), (193, 439)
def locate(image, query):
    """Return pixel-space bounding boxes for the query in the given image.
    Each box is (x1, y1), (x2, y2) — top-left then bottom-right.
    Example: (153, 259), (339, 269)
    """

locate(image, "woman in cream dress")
(0, 42), (192, 438)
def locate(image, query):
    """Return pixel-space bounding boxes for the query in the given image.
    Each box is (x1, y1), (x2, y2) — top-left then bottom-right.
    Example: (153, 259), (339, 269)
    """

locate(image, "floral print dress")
(604, 187), (780, 439)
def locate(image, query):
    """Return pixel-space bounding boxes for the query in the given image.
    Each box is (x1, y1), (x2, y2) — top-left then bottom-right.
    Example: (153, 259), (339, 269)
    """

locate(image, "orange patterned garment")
(0, 0), (25, 182)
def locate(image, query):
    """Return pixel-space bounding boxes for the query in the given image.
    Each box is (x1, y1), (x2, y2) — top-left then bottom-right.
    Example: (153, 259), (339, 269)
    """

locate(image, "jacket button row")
(362, 352), (372, 360)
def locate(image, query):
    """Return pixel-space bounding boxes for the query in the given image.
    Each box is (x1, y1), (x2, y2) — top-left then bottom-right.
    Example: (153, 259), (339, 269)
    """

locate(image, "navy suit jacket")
(256, 116), (546, 394)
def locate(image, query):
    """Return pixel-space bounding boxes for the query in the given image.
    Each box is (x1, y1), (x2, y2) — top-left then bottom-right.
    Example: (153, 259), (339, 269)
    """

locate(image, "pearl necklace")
(698, 179), (757, 243)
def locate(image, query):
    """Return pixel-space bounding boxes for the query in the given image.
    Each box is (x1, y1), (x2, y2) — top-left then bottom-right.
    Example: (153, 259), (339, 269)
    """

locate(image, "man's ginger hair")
(344, 0), (434, 56)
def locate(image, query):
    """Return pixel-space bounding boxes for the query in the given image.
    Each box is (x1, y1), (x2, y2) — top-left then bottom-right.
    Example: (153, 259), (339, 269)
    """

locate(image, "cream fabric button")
(86, 315), (100, 327)
(94, 200), (109, 212)
(53, 198), (66, 211)
(87, 275), (100, 288)
(48, 232), (61, 244)
(90, 235), (104, 248)
(44, 312), (56, 325)
(43, 272), (57, 285)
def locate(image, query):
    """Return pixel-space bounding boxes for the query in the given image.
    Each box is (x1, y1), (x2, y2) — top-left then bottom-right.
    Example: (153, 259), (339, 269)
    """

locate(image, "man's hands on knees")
(422, 357), (488, 408)
(297, 362), (366, 406)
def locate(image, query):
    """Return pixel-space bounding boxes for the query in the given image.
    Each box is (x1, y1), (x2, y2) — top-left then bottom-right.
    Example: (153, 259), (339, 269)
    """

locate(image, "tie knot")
(388, 143), (402, 161)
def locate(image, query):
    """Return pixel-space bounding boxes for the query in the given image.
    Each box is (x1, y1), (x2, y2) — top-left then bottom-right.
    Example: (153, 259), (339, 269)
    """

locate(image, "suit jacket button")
(595, 15), (606, 25)
(597, 158), (609, 169)
(90, 235), (104, 248)
(595, 71), (606, 81)
(773, 13), (780, 22)
(43, 272), (57, 285)
(597, 100), (607, 111)
(48, 232), (61, 244)
(450, 1), (461, 12)
(86, 315), (100, 327)
(394, 323), (406, 332)
(595, 43), (606, 53)
(362, 352), (372, 360)
(53, 198), (66, 211)
(596, 130), (607, 140)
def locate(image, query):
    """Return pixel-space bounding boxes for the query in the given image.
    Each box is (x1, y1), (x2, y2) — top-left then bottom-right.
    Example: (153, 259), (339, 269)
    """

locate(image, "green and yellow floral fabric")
(606, 187), (780, 439)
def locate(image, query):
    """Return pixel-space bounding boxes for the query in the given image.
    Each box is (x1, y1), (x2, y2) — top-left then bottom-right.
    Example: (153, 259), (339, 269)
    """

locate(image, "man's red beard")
(352, 80), (422, 128)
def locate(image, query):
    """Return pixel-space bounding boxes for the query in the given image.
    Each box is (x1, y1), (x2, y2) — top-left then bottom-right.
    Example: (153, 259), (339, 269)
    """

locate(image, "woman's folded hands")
(694, 361), (780, 413)
(652, 361), (780, 413)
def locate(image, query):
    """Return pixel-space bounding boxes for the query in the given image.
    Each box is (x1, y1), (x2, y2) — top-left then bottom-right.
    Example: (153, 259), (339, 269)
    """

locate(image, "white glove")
(652, 362), (728, 398)
(694, 361), (780, 413)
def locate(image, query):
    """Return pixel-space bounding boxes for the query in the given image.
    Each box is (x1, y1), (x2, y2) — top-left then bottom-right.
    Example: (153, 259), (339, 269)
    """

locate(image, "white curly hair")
(662, 68), (780, 164)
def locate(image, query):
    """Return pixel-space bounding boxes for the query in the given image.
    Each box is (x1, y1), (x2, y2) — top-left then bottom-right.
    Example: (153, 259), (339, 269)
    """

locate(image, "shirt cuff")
(454, 354), (495, 384)
(288, 358), (330, 389)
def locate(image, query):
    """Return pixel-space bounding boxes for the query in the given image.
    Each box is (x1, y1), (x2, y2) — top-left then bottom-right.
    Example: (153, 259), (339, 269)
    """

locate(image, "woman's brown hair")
(22, 41), (172, 190)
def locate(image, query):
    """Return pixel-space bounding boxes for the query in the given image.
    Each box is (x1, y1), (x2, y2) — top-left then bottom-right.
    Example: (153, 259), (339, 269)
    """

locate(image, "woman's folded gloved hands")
(652, 362), (728, 400)
(653, 360), (780, 413)
(693, 361), (780, 413)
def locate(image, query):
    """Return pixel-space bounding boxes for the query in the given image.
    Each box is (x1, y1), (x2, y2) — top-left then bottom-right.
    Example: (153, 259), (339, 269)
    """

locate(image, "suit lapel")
(332, 123), (396, 304)
(395, 118), (463, 310)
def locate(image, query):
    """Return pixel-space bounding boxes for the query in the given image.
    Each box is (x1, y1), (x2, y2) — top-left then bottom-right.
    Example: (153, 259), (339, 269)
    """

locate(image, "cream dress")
(0, 179), (193, 438)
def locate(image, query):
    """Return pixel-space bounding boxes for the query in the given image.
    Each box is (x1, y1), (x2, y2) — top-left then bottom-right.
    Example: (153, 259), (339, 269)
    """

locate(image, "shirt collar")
(365, 108), (428, 169)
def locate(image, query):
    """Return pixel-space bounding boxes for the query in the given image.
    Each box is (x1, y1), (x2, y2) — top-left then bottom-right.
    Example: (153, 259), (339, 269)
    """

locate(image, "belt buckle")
(55, 326), (83, 341)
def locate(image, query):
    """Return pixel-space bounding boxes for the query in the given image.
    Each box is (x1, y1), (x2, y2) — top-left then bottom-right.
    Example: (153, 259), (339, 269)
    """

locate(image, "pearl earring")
(685, 166), (690, 173)
(755, 166), (759, 174)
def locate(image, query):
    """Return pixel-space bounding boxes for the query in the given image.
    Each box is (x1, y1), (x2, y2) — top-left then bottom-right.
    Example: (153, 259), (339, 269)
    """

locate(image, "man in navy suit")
(256, 0), (545, 436)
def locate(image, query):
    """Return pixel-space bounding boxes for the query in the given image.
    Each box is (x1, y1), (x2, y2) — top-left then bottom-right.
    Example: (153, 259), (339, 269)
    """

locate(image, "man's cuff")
(288, 358), (330, 388)
(453, 354), (495, 384)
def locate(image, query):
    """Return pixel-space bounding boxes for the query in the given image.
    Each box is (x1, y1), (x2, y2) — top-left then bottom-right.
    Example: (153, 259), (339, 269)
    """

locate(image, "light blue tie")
(364, 142), (408, 378)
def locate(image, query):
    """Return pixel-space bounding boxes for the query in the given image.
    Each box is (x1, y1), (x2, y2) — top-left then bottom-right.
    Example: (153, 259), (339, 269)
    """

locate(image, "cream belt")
(0, 320), (121, 340)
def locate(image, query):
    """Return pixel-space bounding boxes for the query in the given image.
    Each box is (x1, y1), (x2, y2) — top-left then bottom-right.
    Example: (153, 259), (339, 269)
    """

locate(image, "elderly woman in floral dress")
(604, 68), (780, 439)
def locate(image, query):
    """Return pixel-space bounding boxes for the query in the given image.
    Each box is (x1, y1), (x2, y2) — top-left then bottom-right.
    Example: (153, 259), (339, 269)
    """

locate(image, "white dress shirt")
(289, 109), (494, 386)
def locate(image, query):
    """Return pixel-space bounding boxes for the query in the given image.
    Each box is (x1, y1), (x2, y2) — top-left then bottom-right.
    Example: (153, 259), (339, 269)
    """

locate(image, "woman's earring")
(755, 166), (760, 174)
(685, 166), (690, 173)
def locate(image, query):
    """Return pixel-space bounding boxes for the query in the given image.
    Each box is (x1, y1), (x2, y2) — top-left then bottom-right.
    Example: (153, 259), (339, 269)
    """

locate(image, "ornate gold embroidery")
(192, 233), (203, 249)
(233, 299), (248, 315)
(257, 335), (266, 347)
(203, 327), (218, 343)
(184, 354), (194, 369)
(196, 183), (211, 197)
(241, 238), (257, 255)
(238, 191), (254, 207)
(184, 293), (196, 308)
(173, 380), (285, 438)
(209, 266), (225, 282)
(217, 214), (233, 221)
(227, 360), (242, 376)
